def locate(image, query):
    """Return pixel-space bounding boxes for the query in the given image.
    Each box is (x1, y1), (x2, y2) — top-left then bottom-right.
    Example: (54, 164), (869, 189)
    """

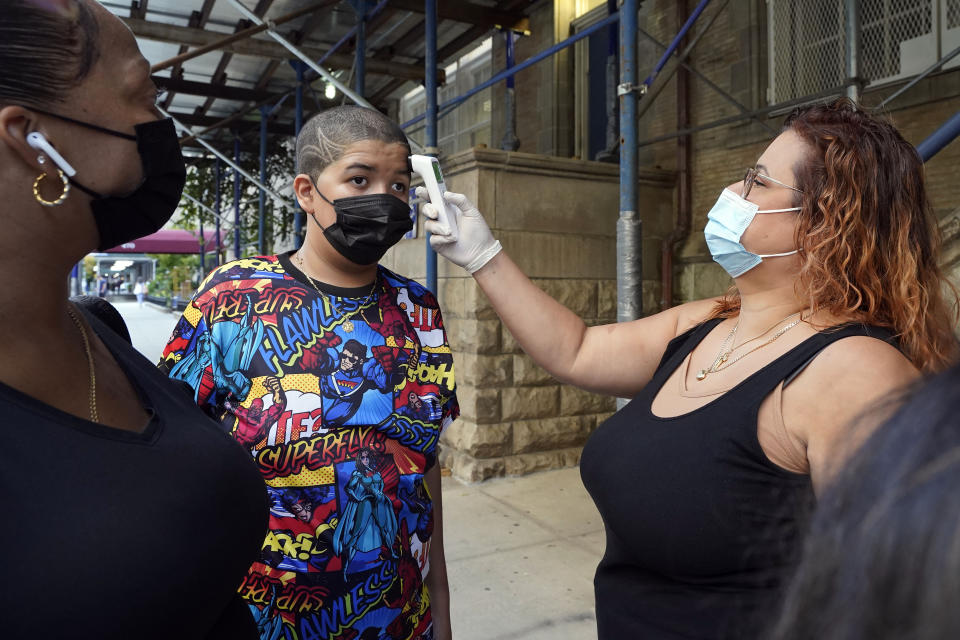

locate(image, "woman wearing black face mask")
(160, 106), (459, 640)
(0, 2), (268, 638)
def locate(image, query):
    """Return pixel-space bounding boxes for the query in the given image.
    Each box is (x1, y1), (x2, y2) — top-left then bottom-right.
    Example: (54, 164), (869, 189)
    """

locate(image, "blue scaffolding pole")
(234, 136), (242, 259)
(70, 263), (80, 297)
(402, 12), (621, 131)
(294, 62), (305, 244)
(918, 110), (960, 161)
(500, 28), (520, 151)
(640, 0), (711, 90)
(425, 0), (438, 294)
(259, 105), (268, 255)
(199, 204), (206, 273)
(215, 159), (222, 267)
(352, 0), (368, 97)
(405, 9), (620, 295)
(618, 0), (640, 322)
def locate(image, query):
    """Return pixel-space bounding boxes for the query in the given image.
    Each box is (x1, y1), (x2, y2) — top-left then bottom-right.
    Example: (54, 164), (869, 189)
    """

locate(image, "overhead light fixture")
(325, 83), (336, 100)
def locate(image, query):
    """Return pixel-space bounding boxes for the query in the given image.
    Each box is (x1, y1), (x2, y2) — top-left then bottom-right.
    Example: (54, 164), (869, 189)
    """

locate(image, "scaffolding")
(106, 0), (960, 312)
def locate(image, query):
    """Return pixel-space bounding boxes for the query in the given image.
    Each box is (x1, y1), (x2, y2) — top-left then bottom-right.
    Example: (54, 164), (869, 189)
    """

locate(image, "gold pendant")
(342, 319), (354, 333)
(696, 369), (708, 381)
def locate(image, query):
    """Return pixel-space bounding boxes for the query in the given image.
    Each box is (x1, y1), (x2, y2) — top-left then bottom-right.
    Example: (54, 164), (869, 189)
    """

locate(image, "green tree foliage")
(177, 135), (297, 264)
(82, 255), (96, 282)
(147, 134), (297, 301)
(148, 252), (200, 301)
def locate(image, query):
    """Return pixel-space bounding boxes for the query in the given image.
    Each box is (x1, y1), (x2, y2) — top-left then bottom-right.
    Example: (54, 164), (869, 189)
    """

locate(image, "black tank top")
(580, 319), (894, 639)
(0, 310), (269, 639)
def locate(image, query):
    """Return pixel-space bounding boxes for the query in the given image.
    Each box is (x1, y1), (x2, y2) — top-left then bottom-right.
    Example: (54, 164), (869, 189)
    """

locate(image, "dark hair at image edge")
(0, 0), (101, 108)
(295, 105), (411, 180)
(770, 364), (960, 639)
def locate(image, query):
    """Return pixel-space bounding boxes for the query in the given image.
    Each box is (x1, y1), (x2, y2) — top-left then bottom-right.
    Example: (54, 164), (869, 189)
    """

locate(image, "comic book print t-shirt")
(159, 252), (458, 640)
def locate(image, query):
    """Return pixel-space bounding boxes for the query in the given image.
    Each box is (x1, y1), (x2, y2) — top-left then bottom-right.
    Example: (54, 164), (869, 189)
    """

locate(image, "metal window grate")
(769, 0), (938, 104)
(400, 38), (492, 157)
(948, 0), (960, 27)
(768, 0), (846, 103)
(860, 0), (933, 81)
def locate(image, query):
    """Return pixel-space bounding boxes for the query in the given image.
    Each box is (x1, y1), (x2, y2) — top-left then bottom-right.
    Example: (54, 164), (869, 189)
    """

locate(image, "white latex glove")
(416, 187), (502, 274)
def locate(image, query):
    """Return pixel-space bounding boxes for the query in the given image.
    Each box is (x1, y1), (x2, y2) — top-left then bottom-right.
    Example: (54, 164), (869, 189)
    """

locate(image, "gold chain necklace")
(702, 321), (739, 376)
(66, 304), (98, 422)
(696, 311), (804, 381)
(729, 311), (803, 352)
(295, 250), (377, 333)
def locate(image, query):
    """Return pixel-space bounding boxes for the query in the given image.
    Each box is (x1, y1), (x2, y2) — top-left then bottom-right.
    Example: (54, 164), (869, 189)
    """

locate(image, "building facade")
(386, 0), (960, 481)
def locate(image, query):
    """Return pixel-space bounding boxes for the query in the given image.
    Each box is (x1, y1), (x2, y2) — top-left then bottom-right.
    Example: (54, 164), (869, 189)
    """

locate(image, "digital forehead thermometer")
(410, 154), (458, 241)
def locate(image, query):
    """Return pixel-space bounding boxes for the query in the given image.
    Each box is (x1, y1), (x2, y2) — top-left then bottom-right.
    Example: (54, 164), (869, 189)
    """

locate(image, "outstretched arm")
(421, 189), (718, 398)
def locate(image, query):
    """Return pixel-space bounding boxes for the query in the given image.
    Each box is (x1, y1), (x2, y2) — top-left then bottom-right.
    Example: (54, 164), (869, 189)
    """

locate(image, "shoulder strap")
(782, 324), (898, 388)
(740, 323), (898, 404)
(652, 318), (724, 381)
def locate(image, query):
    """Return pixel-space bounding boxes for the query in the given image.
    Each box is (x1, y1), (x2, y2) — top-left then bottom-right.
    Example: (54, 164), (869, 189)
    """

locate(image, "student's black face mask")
(309, 181), (414, 266)
(31, 110), (186, 251)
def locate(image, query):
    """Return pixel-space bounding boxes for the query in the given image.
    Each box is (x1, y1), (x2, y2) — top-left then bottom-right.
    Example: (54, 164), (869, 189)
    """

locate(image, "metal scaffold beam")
(425, 0), (439, 294)
(125, 15), (426, 80)
(618, 0), (640, 323)
(159, 106), (297, 214)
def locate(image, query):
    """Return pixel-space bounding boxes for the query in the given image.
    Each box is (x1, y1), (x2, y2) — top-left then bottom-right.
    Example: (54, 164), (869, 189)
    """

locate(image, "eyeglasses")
(341, 351), (362, 363)
(741, 167), (804, 200)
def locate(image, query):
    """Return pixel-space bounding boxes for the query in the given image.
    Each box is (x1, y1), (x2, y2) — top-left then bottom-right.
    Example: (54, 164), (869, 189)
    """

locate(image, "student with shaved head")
(161, 105), (459, 640)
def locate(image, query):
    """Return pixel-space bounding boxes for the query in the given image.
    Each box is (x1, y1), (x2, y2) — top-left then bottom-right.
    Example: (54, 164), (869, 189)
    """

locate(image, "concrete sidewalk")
(115, 301), (605, 639)
(443, 467), (603, 640)
(111, 300), (180, 364)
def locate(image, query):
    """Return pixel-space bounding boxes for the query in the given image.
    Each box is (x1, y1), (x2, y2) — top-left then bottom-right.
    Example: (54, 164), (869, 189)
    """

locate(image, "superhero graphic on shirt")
(332, 447), (399, 579)
(396, 392), (438, 422)
(168, 294), (265, 406)
(298, 337), (406, 428)
(225, 376), (286, 447)
(160, 254), (457, 640)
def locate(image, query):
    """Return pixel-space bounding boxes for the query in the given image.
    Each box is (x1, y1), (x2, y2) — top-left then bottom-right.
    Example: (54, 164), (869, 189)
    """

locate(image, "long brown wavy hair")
(711, 98), (958, 372)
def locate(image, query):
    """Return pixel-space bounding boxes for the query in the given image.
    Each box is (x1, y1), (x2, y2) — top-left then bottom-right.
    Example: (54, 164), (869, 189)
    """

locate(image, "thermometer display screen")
(432, 159), (444, 183)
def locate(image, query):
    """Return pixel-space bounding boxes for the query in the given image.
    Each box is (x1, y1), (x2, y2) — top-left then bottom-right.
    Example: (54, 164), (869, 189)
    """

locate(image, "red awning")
(103, 229), (222, 254)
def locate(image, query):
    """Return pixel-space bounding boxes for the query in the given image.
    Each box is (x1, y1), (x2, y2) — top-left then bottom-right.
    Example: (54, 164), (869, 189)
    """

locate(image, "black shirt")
(0, 310), (268, 639)
(581, 320), (893, 639)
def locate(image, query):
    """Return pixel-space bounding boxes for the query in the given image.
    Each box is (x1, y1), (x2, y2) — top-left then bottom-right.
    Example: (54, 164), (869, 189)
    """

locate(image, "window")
(768, 0), (956, 104)
(400, 38), (492, 158)
(573, 5), (616, 161)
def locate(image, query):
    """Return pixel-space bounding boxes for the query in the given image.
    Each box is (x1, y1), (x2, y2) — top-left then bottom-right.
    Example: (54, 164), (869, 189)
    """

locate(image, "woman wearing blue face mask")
(0, 1), (268, 638)
(421, 98), (959, 639)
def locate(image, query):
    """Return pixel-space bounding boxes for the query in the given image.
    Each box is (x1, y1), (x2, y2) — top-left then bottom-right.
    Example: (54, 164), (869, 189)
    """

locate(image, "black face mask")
(31, 110), (186, 251)
(310, 186), (414, 265)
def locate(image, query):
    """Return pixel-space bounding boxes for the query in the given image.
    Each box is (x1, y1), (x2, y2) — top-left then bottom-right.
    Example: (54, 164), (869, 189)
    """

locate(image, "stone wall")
(380, 147), (675, 482)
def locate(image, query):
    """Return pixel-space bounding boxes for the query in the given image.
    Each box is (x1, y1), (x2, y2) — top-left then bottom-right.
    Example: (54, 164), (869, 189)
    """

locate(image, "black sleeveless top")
(580, 319), (894, 639)
(0, 310), (269, 639)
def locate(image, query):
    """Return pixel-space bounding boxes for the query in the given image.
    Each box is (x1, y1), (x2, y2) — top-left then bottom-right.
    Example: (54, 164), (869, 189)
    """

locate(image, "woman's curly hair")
(712, 98), (958, 372)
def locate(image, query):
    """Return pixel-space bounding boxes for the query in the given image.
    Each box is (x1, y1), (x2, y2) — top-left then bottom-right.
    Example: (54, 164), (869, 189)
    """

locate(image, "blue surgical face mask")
(704, 188), (801, 278)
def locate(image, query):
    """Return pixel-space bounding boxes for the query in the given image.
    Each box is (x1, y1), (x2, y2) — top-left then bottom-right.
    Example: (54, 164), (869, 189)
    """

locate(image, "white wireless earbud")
(26, 132), (76, 177)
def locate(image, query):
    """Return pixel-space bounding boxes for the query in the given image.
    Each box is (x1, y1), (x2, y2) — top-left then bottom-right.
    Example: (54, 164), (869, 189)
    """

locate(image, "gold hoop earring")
(33, 169), (70, 207)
